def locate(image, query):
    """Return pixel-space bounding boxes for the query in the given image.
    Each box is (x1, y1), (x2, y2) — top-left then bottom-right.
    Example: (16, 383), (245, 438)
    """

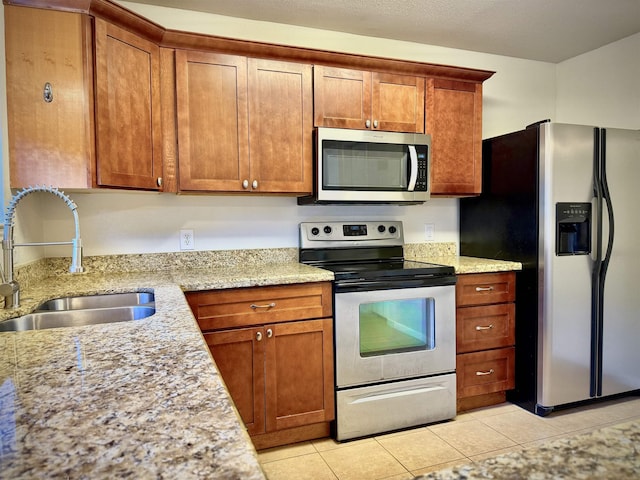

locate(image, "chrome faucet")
(1, 185), (84, 309)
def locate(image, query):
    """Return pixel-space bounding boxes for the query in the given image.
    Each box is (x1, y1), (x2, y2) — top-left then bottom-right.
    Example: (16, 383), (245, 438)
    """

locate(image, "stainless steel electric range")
(299, 220), (457, 441)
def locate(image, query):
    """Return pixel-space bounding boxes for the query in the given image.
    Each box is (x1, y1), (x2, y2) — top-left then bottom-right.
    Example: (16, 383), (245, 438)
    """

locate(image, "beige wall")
(6, 4), (635, 262)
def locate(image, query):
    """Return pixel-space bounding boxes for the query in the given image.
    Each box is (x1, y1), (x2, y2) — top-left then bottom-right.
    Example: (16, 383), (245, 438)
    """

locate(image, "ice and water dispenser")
(556, 202), (591, 255)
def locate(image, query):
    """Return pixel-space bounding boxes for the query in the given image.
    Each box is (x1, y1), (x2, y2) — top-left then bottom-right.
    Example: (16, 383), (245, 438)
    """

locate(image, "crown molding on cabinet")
(4, 0), (494, 83)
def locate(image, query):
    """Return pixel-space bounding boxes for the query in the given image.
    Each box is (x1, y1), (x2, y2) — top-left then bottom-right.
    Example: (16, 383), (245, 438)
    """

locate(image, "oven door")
(334, 284), (456, 388)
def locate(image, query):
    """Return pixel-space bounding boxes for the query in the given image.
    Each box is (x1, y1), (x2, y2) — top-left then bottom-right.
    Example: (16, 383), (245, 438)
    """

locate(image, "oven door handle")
(335, 276), (456, 292)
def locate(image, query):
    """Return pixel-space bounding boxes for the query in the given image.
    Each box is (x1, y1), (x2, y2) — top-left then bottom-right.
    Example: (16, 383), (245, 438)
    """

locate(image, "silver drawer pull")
(475, 286), (494, 292)
(476, 369), (495, 376)
(266, 328), (273, 338)
(475, 324), (495, 331)
(250, 302), (276, 310)
(256, 331), (262, 341)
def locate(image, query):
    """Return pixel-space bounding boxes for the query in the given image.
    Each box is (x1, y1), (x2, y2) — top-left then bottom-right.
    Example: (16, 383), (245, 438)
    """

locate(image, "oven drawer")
(187, 282), (333, 331)
(456, 303), (515, 353)
(457, 347), (515, 398)
(456, 272), (516, 307)
(335, 374), (456, 441)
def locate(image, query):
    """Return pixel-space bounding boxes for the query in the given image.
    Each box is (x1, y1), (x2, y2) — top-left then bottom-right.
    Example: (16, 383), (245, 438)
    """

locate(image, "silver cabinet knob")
(365, 119), (371, 128)
(252, 180), (258, 189)
(242, 179), (249, 189)
(156, 177), (163, 187)
(373, 120), (378, 128)
(256, 331), (263, 341)
(266, 328), (273, 338)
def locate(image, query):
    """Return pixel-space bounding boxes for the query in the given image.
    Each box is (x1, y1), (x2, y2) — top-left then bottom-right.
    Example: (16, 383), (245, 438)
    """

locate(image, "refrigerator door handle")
(590, 127), (603, 398)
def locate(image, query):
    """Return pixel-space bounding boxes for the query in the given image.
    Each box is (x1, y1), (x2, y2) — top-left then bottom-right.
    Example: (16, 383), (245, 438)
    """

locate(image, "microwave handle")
(408, 145), (418, 191)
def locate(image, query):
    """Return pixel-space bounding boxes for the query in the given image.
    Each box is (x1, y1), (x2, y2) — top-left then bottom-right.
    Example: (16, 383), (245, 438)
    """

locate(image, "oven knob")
(311, 227), (320, 236)
(378, 225), (386, 233)
(389, 226), (397, 234)
(323, 226), (332, 234)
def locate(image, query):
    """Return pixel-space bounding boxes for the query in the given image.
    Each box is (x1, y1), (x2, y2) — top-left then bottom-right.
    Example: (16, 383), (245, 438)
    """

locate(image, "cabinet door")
(427, 79), (482, 196)
(203, 327), (266, 436)
(314, 66), (371, 129)
(94, 18), (163, 190)
(248, 59), (313, 194)
(5, 6), (94, 189)
(176, 50), (249, 192)
(372, 72), (425, 133)
(265, 318), (335, 432)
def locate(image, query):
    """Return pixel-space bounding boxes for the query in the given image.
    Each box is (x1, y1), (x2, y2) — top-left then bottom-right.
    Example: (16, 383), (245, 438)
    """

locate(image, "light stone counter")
(0, 244), (520, 478)
(404, 243), (523, 274)
(416, 419), (640, 479)
(0, 255), (333, 480)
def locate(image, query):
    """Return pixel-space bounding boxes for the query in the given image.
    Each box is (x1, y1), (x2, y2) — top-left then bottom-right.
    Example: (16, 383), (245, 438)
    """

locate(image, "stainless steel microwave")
(298, 127), (431, 205)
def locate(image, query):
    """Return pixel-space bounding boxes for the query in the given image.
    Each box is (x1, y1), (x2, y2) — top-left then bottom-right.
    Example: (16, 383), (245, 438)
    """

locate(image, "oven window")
(359, 298), (435, 357)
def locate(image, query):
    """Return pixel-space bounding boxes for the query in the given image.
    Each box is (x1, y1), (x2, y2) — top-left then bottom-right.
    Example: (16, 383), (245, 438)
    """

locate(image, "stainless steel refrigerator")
(460, 121), (640, 415)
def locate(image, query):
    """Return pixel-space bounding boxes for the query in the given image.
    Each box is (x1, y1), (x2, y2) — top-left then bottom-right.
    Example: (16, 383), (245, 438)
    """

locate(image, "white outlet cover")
(180, 229), (195, 250)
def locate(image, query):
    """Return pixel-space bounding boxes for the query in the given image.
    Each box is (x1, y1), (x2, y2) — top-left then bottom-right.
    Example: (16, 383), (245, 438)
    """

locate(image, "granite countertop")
(0, 244), (520, 478)
(0, 260), (332, 479)
(416, 419), (640, 479)
(404, 243), (522, 274)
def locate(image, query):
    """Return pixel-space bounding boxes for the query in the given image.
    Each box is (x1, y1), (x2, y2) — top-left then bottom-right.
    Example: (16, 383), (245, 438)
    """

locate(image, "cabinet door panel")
(456, 272), (516, 307)
(95, 19), (162, 190)
(176, 50), (249, 191)
(265, 319), (335, 431)
(427, 79), (482, 195)
(457, 303), (516, 353)
(248, 59), (312, 194)
(5, 6), (94, 189)
(457, 347), (515, 397)
(373, 73), (425, 133)
(204, 328), (265, 436)
(314, 66), (371, 129)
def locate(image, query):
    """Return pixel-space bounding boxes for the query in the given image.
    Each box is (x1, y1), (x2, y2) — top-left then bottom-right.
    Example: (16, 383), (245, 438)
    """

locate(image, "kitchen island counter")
(416, 419), (640, 479)
(0, 259), (332, 479)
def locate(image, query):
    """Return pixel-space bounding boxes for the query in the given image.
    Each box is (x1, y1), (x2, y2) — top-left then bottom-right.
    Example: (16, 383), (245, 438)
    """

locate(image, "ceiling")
(122, 0), (640, 63)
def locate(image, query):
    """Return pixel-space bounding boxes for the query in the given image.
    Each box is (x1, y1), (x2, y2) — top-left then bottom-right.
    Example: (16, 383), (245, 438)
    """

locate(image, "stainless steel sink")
(36, 292), (154, 311)
(0, 291), (156, 332)
(0, 306), (156, 332)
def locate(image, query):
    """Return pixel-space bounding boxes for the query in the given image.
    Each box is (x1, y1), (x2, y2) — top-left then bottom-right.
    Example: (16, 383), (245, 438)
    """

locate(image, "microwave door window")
(322, 141), (408, 190)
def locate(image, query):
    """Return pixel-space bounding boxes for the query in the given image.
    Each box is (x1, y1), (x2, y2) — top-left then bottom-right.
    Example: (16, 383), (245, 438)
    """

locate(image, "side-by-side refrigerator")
(460, 121), (640, 415)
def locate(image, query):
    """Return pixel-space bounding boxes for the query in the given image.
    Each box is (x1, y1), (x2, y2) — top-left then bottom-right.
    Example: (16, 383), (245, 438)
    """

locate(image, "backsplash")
(15, 243), (456, 287)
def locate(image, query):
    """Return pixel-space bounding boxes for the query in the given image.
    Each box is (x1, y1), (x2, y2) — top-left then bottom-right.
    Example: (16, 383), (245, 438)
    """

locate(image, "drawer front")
(457, 347), (515, 398)
(457, 303), (515, 353)
(456, 272), (516, 307)
(188, 282), (333, 331)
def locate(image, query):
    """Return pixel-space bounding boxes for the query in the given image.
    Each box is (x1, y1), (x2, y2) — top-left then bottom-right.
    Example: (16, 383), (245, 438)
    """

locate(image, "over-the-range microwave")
(298, 127), (431, 205)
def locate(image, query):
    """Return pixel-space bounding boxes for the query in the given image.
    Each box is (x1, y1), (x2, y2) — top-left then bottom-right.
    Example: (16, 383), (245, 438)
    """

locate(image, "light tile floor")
(257, 396), (640, 480)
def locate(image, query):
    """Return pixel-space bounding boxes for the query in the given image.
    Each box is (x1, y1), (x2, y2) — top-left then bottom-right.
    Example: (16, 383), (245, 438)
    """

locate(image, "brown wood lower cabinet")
(456, 272), (516, 411)
(188, 282), (334, 449)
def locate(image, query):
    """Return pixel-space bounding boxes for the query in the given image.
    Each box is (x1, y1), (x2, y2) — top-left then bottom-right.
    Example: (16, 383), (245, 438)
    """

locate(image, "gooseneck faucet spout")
(1, 185), (84, 309)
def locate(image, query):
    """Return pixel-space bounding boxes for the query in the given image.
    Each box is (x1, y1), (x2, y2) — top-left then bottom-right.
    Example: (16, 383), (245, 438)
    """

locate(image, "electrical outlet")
(424, 223), (435, 241)
(180, 229), (194, 250)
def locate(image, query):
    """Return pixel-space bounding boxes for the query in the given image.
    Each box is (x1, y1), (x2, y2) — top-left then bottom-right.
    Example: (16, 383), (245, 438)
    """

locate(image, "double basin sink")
(0, 292), (155, 332)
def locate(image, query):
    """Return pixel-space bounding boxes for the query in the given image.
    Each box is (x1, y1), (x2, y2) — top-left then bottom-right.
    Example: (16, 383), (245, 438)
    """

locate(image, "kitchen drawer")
(457, 347), (515, 398)
(457, 303), (515, 353)
(187, 282), (333, 331)
(456, 272), (516, 307)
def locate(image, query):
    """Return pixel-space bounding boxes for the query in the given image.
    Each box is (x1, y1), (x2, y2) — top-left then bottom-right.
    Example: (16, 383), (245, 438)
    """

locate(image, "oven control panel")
(300, 221), (404, 248)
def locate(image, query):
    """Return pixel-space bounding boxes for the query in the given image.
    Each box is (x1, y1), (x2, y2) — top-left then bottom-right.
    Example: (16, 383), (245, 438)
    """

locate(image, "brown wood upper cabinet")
(5, 6), (164, 191)
(314, 66), (425, 133)
(94, 19), (163, 190)
(427, 79), (483, 196)
(175, 50), (313, 194)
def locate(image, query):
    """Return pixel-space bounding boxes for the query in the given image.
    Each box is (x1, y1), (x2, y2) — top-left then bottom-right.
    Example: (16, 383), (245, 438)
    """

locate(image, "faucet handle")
(0, 280), (19, 308)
